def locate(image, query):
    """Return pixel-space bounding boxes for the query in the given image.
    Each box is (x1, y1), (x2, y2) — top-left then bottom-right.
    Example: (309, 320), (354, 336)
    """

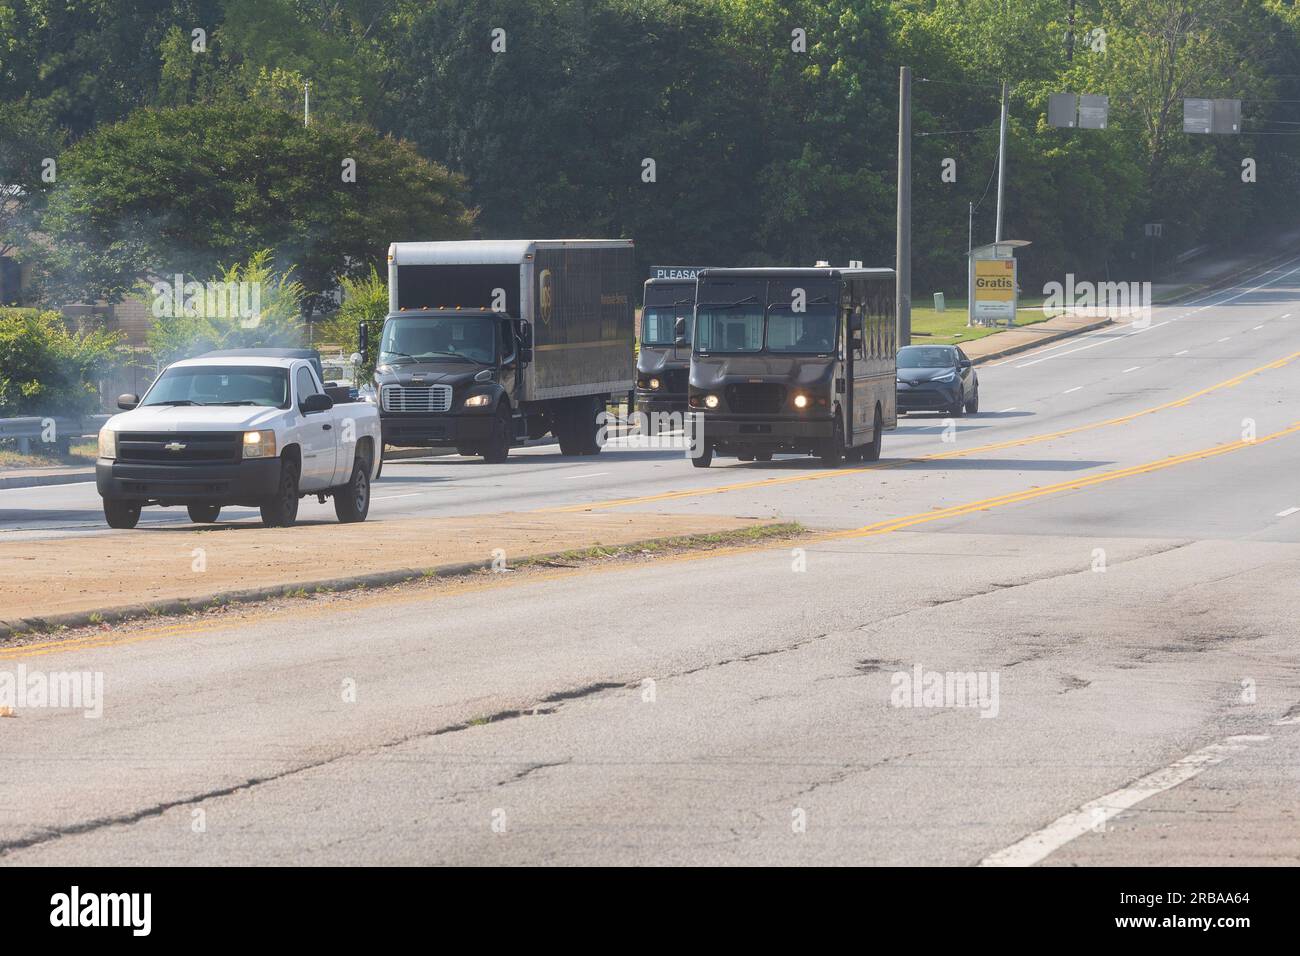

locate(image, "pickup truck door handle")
(322, 424), (332, 431)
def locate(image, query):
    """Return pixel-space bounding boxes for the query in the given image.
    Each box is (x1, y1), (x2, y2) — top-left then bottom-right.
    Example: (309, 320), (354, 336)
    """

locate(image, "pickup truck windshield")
(381, 316), (496, 365)
(141, 366), (290, 407)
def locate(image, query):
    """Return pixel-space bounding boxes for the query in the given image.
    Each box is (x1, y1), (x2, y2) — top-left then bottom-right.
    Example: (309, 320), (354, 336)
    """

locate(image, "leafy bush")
(0, 309), (121, 417)
(315, 265), (387, 386)
(143, 250), (306, 366)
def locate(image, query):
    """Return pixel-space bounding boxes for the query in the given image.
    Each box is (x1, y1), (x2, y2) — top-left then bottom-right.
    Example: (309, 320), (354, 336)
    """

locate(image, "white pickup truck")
(95, 349), (382, 529)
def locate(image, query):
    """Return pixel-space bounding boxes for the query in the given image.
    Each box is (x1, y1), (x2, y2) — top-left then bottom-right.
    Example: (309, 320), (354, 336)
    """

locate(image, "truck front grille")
(117, 432), (242, 464)
(725, 383), (787, 415)
(381, 384), (453, 413)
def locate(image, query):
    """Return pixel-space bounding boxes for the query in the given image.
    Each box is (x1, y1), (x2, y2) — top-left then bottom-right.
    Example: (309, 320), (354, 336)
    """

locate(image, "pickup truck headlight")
(463, 394), (492, 408)
(242, 430), (277, 458)
(97, 427), (117, 460)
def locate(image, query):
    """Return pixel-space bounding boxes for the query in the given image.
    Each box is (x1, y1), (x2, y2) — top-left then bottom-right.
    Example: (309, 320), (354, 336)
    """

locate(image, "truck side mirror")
(518, 322), (534, 364)
(849, 313), (864, 333)
(117, 393), (139, 410)
(674, 316), (688, 347)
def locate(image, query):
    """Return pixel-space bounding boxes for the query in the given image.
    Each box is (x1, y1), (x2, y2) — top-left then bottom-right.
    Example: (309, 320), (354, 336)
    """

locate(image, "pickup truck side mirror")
(117, 393), (139, 410)
(357, 321), (369, 361)
(301, 393), (334, 413)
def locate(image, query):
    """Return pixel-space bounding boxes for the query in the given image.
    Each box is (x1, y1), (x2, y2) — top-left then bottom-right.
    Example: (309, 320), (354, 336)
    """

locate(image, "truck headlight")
(463, 394), (492, 408)
(98, 428), (117, 460)
(793, 394), (809, 409)
(704, 394), (719, 409)
(649, 377), (661, 390)
(242, 430), (277, 458)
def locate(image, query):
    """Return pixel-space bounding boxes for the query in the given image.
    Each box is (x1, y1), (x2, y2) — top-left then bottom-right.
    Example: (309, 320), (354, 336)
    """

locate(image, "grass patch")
(910, 298), (1049, 343)
(0, 440), (96, 469)
(518, 522), (804, 567)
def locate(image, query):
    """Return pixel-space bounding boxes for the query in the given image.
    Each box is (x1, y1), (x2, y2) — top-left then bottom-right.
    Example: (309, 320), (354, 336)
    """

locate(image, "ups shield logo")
(539, 269), (554, 325)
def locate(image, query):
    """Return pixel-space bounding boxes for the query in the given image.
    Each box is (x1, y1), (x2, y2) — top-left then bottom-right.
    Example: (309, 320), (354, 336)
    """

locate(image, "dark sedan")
(896, 344), (979, 416)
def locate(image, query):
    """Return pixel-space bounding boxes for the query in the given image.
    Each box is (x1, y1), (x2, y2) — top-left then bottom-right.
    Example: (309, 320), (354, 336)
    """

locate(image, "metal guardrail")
(0, 414), (111, 454)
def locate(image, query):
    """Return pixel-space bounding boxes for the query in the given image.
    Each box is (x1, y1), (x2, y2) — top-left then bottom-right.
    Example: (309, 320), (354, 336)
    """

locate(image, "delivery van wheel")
(103, 498), (141, 529)
(691, 443), (714, 468)
(818, 415), (846, 468)
(862, 405), (884, 462)
(259, 459), (300, 528)
(187, 504), (221, 524)
(334, 456), (371, 523)
(481, 406), (511, 463)
(755, 451), (773, 462)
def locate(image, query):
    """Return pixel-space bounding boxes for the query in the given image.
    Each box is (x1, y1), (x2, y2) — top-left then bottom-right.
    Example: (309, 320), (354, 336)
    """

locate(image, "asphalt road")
(2, 257), (1299, 864)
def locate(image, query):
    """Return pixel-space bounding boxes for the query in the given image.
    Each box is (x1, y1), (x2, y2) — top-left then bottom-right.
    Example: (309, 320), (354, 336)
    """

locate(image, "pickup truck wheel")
(481, 406), (511, 463)
(103, 498), (141, 529)
(333, 457), (371, 523)
(187, 504), (221, 523)
(691, 443), (713, 468)
(259, 459), (300, 528)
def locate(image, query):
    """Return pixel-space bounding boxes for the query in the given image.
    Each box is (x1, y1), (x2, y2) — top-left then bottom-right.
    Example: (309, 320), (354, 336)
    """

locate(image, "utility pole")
(304, 81), (311, 127)
(966, 201), (974, 327)
(995, 79), (1009, 243)
(896, 65), (911, 348)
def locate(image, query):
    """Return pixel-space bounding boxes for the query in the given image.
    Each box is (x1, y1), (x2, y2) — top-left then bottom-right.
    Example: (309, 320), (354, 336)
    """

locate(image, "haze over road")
(3, 259), (1299, 865)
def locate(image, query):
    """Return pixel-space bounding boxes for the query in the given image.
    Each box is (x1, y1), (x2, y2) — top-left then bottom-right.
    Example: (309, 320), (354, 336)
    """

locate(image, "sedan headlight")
(933, 369), (957, 383)
(463, 394), (492, 408)
(98, 427), (117, 460)
(242, 430), (277, 459)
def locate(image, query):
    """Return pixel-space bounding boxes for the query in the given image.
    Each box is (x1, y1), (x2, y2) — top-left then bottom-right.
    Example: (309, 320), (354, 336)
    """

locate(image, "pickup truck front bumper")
(97, 458), (282, 507)
(379, 414), (494, 448)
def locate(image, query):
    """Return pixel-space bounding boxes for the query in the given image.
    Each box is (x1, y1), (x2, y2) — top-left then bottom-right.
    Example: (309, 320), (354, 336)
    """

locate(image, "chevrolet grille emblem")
(164, 442), (187, 452)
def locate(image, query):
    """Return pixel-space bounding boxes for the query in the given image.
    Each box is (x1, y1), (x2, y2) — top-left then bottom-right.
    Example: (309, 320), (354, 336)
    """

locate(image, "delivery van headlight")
(704, 394), (719, 409)
(97, 427), (117, 460)
(463, 394), (492, 408)
(242, 430), (277, 458)
(793, 393), (809, 409)
(649, 377), (661, 390)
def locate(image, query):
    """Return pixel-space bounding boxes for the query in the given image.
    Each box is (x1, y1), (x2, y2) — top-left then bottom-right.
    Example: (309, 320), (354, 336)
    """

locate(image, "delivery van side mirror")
(117, 393), (139, 410)
(849, 313), (864, 333)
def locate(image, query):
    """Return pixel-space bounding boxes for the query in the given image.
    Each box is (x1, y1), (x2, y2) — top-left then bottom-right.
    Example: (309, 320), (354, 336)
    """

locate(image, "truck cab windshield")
(381, 316), (497, 365)
(141, 366), (290, 408)
(641, 305), (691, 346)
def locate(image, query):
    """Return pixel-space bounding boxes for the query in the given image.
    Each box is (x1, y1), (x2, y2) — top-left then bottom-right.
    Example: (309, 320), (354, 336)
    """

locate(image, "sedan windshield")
(381, 316), (496, 365)
(898, 347), (957, 369)
(142, 366), (290, 407)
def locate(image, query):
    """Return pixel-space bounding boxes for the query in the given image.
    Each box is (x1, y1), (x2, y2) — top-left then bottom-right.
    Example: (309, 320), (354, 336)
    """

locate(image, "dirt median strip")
(0, 512), (787, 639)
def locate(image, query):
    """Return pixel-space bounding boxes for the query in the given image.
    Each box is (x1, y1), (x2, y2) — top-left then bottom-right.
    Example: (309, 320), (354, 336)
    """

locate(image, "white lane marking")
(979, 735), (1272, 867)
(1283, 313), (1293, 319)
(1122, 366), (1140, 373)
(1217, 336), (1231, 343)
(1014, 320), (1169, 369)
(986, 322), (1127, 367)
(998, 407), (1018, 413)
(1175, 349), (1189, 356)
(1276, 506), (1300, 518)
(1274, 714), (1300, 726)
(1063, 386), (1083, 394)
(1252, 324), (1264, 330)
(563, 472), (611, 480)
(372, 492), (425, 500)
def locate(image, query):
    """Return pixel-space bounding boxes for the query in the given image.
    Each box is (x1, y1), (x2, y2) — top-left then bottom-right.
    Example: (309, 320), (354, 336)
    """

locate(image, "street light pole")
(897, 66), (912, 348)
(995, 79), (1009, 243)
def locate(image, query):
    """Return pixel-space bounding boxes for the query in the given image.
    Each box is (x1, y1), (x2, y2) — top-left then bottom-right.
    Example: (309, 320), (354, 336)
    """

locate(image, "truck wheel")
(259, 459), (300, 528)
(103, 498), (141, 529)
(691, 443), (713, 468)
(755, 451), (773, 462)
(862, 406), (884, 462)
(455, 445), (478, 457)
(818, 415), (845, 468)
(481, 405), (511, 463)
(557, 398), (602, 455)
(187, 504), (221, 523)
(334, 456), (371, 523)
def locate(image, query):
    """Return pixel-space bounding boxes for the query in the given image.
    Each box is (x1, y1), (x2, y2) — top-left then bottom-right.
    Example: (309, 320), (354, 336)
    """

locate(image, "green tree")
(35, 104), (473, 307)
(143, 250), (306, 366)
(0, 307), (121, 417)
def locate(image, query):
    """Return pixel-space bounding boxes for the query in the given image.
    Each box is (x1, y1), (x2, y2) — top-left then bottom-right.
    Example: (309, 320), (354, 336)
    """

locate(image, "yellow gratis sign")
(973, 258), (1016, 324)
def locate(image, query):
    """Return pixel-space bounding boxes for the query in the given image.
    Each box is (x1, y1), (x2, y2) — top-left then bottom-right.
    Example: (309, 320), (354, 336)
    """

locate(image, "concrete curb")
(0, 522), (794, 642)
(968, 318), (1114, 366)
(0, 470), (95, 490)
